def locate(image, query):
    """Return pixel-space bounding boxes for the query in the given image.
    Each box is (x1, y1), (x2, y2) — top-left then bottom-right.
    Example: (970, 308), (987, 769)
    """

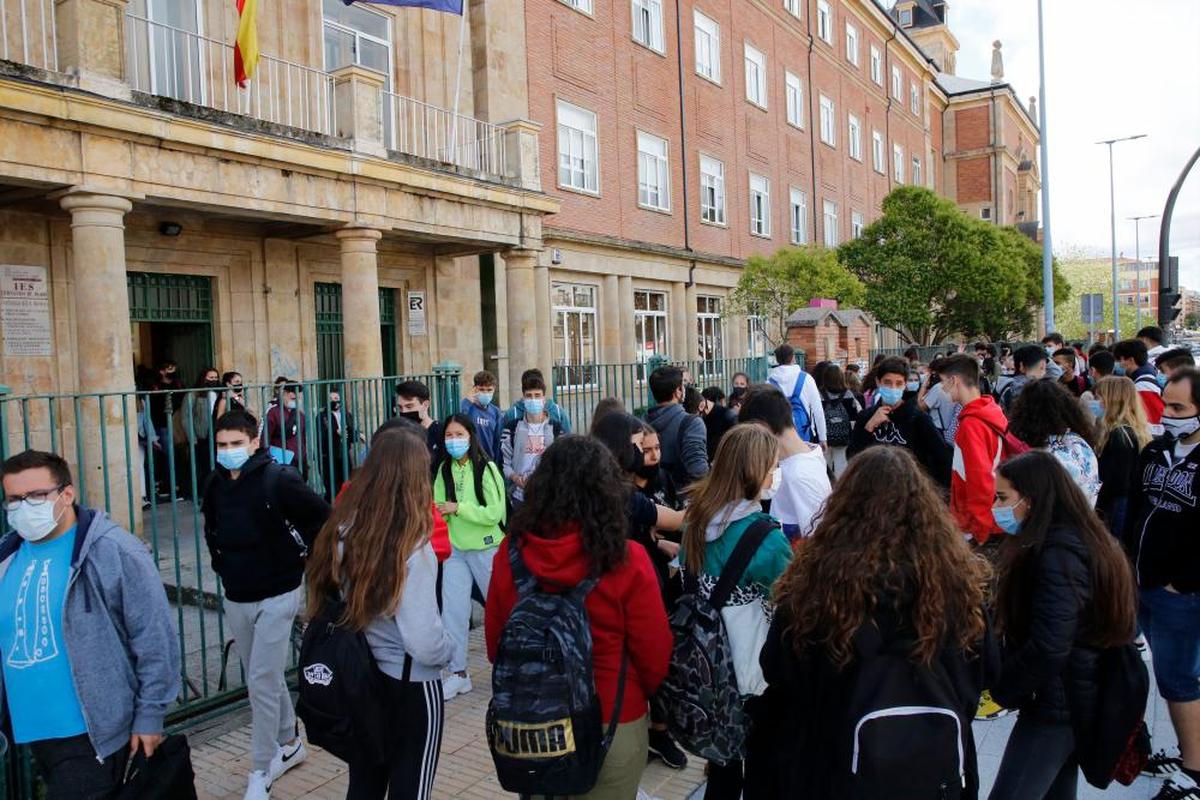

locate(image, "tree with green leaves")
(727, 244), (865, 345)
(836, 186), (1069, 345)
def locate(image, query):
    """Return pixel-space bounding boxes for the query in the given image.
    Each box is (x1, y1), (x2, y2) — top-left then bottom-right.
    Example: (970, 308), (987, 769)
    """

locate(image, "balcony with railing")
(0, 0), (57, 72)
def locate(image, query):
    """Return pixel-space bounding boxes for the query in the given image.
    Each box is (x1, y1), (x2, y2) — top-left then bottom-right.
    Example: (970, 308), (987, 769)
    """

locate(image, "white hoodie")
(767, 363), (828, 443)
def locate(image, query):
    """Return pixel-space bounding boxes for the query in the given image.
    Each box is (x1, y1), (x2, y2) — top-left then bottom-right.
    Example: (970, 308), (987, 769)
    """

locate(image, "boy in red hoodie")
(941, 355), (1008, 545)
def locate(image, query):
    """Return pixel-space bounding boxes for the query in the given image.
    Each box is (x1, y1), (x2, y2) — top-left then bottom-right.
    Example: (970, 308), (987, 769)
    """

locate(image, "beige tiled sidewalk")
(187, 628), (706, 800)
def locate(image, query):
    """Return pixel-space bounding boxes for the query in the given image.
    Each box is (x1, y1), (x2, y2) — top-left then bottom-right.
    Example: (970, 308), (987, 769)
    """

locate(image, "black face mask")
(330, 401), (341, 411)
(400, 410), (422, 423)
(635, 463), (659, 482)
(205, 380), (221, 388)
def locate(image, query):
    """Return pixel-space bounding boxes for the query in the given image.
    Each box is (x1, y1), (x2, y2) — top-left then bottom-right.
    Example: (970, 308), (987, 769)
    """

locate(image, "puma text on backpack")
(823, 396), (852, 447)
(296, 597), (394, 765)
(769, 372), (815, 442)
(841, 638), (973, 799)
(658, 518), (776, 765)
(487, 544), (627, 795)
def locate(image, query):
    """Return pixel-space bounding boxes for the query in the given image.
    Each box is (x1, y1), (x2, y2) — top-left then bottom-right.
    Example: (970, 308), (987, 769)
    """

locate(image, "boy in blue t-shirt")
(459, 370), (504, 465)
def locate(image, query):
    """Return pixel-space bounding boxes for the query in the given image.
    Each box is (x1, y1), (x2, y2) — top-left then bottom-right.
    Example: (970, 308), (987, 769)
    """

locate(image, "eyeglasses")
(4, 484), (67, 511)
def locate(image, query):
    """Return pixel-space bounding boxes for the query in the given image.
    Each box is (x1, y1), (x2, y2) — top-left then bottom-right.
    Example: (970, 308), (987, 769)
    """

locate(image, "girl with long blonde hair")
(1092, 375), (1152, 536)
(306, 427), (454, 800)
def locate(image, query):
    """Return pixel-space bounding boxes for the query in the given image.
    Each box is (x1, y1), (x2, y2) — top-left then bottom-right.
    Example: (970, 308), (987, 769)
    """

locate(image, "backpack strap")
(708, 517), (778, 611)
(262, 462), (308, 557)
(602, 647), (629, 750)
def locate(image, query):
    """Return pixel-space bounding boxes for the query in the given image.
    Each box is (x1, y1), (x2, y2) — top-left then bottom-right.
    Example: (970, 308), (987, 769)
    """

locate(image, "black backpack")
(296, 597), (396, 765)
(823, 395), (853, 447)
(1072, 642), (1150, 788)
(658, 518), (776, 766)
(839, 634), (973, 799)
(486, 544), (627, 795)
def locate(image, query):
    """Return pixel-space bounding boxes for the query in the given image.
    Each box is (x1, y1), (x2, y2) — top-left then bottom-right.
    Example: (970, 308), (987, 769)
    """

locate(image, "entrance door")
(128, 272), (214, 384)
(315, 283), (400, 381)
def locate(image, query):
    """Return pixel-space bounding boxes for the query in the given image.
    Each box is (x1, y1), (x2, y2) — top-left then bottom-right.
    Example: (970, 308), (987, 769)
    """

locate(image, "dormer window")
(898, 7), (913, 26)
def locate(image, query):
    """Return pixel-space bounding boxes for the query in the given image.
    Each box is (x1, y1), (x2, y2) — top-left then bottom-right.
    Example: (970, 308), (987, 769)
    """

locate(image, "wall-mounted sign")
(407, 290), (427, 337)
(1, 265), (52, 357)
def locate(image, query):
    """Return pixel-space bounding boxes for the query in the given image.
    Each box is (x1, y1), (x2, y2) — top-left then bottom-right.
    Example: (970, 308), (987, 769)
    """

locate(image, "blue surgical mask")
(1156, 373), (1169, 388)
(525, 398), (545, 416)
(878, 386), (904, 406)
(906, 380), (921, 393)
(217, 447), (250, 471)
(992, 499), (1025, 535)
(1087, 399), (1103, 419)
(1113, 365), (1127, 376)
(476, 392), (494, 407)
(445, 438), (470, 460)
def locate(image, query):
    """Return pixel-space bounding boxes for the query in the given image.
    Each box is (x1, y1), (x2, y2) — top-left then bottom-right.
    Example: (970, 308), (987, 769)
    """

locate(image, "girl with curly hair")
(1007, 379), (1101, 506)
(484, 436), (671, 800)
(749, 445), (995, 799)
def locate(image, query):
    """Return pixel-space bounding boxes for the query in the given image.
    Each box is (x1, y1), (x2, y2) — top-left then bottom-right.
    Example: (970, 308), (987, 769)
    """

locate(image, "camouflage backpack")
(658, 518), (776, 766)
(486, 543), (628, 796)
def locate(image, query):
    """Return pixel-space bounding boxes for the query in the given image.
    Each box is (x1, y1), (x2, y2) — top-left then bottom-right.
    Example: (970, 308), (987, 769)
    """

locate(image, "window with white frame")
(560, 0), (593, 12)
(697, 295), (724, 370)
(557, 100), (599, 193)
(845, 22), (859, 65)
(817, 0), (832, 44)
(785, 71), (804, 128)
(790, 187), (808, 244)
(912, 156), (922, 186)
(749, 173), (771, 237)
(910, 82), (920, 115)
(634, 290), (669, 363)
(872, 130), (884, 172)
(632, 0), (664, 53)
(819, 94), (836, 146)
(898, 7), (912, 26)
(980, 207), (992, 221)
(893, 143), (905, 183)
(694, 10), (720, 83)
(747, 315), (769, 358)
(552, 282), (598, 384)
(851, 210), (864, 238)
(823, 199), (839, 247)
(323, 0), (393, 143)
(636, 131), (670, 211)
(783, 0), (800, 17)
(744, 43), (767, 107)
(700, 154), (726, 224)
(848, 113), (862, 160)
(891, 65), (902, 98)
(870, 45), (882, 84)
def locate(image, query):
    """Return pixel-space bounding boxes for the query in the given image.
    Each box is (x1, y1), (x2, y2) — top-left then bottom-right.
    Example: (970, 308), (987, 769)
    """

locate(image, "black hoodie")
(201, 450), (331, 602)
(1125, 435), (1200, 593)
(846, 399), (952, 487)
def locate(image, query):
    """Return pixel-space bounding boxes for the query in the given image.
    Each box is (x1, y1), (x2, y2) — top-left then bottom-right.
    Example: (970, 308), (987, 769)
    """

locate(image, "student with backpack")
(303, 428), (454, 800)
(203, 410), (331, 800)
(989, 451), (1141, 800)
(673, 424), (793, 799)
(818, 364), (861, 477)
(485, 436), (671, 800)
(432, 414), (506, 701)
(645, 366), (710, 489)
(501, 370), (565, 506)
(1008, 380), (1102, 507)
(750, 446), (995, 799)
(767, 344), (826, 445)
(1114, 338), (1166, 433)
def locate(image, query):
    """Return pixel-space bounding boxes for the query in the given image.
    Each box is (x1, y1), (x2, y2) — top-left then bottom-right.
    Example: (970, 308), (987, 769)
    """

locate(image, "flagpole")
(449, 0), (468, 166)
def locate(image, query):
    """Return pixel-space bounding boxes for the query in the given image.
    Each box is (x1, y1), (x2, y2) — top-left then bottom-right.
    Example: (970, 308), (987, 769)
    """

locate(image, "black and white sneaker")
(1152, 773), (1200, 800)
(647, 728), (688, 770)
(1144, 747), (1185, 778)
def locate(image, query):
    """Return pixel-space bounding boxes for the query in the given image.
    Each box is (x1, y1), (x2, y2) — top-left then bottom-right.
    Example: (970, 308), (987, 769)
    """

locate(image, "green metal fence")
(0, 369), (462, 798)
(551, 356), (771, 431)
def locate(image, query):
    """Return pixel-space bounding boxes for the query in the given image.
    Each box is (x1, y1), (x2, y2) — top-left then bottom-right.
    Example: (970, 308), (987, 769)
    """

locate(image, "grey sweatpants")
(224, 587), (301, 772)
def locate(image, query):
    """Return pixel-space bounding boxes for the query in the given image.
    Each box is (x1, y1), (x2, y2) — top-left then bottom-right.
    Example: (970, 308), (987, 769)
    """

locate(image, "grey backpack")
(486, 543), (627, 795)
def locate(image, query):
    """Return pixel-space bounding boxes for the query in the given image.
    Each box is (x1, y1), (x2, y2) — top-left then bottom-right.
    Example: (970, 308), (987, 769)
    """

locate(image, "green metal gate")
(127, 272), (214, 381)
(316, 283), (400, 380)
(379, 287), (398, 376)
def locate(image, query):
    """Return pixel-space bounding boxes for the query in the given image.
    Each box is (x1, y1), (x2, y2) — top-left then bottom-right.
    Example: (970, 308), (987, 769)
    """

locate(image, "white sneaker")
(443, 672), (473, 700)
(243, 770), (272, 800)
(269, 739), (307, 782)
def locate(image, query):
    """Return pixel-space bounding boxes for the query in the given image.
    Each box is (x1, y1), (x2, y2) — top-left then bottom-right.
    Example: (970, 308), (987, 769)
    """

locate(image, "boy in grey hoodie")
(0, 450), (180, 799)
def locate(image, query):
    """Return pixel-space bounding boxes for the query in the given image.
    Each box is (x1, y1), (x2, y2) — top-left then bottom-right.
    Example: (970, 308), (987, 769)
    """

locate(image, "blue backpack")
(769, 371), (815, 442)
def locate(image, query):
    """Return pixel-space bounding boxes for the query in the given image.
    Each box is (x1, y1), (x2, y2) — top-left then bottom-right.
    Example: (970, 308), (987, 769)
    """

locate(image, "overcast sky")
(948, 0), (1200, 292)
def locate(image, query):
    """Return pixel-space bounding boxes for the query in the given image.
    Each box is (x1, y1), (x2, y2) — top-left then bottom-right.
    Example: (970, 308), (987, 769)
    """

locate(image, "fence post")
(0, 385), (8, 462)
(433, 361), (462, 420)
(796, 349), (807, 371)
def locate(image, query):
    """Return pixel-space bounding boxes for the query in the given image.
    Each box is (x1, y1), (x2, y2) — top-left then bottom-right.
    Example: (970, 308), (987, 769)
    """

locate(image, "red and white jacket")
(951, 396), (1008, 543)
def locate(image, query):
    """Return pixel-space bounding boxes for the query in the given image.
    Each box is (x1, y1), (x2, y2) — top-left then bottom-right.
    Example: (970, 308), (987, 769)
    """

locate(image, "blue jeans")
(1139, 586), (1200, 702)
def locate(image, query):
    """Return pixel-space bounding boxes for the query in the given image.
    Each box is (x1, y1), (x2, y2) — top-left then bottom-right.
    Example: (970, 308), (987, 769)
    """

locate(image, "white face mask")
(1162, 414), (1200, 441)
(760, 467), (783, 501)
(7, 495), (66, 542)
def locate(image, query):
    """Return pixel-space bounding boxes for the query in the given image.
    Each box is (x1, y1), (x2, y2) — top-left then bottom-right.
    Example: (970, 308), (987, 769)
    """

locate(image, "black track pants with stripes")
(346, 678), (445, 800)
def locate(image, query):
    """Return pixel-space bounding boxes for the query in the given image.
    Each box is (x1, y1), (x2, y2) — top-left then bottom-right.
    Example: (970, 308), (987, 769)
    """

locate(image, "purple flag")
(342, 0), (464, 12)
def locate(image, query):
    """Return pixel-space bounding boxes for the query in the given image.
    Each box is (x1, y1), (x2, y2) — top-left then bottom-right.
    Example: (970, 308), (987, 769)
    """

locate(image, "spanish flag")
(234, 0), (259, 88)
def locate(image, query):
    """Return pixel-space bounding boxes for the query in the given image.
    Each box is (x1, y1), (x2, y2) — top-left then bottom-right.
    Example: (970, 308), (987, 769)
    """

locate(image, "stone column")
(501, 120), (542, 191)
(336, 228), (384, 379)
(670, 281), (687, 362)
(331, 65), (388, 157)
(55, 0), (131, 99)
(503, 249), (539, 398)
(685, 283), (700, 363)
(534, 263), (552, 382)
(618, 275), (635, 362)
(59, 191), (134, 523)
(601, 274), (621, 364)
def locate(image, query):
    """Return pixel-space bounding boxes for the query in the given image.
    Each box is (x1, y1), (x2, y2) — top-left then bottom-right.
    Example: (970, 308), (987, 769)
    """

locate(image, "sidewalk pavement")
(188, 629), (1176, 800)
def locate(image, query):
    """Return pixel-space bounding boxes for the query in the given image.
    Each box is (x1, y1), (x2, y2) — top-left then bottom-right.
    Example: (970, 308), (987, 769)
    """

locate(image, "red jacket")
(951, 396), (1007, 543)
(485, 529), (671, 724)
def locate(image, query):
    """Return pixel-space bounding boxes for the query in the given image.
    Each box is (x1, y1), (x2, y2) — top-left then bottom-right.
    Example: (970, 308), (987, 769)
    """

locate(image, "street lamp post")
(1128, 214), (1159, 331)
(1097, 134), (1147, 341)
(1037, 0), (1055, 334)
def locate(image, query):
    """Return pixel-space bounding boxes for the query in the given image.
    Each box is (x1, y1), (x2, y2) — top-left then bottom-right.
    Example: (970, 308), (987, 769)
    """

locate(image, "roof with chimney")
(786, 308), (876, 328)
(895, 0), (948, 29)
